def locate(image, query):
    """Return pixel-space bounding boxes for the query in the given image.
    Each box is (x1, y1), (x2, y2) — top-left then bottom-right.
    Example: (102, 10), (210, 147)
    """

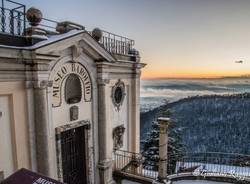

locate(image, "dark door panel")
(61, 126), (87, 184)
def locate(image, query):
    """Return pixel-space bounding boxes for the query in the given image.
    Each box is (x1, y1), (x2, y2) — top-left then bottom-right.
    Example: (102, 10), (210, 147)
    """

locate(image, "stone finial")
(56, 21), (85, 34)
(128, 48), (140, 56)
(26, 7), (43, 26)
(92, 28), (103, 41)
(157, 117), (171, 125)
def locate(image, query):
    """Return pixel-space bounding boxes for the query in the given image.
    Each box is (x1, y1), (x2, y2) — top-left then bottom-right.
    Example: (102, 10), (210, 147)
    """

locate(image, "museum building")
(0, 1), (145, 184)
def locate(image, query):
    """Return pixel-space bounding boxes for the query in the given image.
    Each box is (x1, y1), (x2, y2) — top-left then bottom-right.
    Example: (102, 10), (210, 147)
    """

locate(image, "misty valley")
(140, 93), (250, 155)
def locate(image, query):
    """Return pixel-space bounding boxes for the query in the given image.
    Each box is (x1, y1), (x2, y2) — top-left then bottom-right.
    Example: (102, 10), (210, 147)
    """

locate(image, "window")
(112, 80), (125, 110)
(65, 74), (82, 104)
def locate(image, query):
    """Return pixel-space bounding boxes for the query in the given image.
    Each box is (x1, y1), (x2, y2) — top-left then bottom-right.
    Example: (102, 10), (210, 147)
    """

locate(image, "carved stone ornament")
(52, 63), (92, 107)
(71, 45), (82, 60)
(92, 28), (103, 42)
(111, 79), (125, 111)
(70, 106), (79, 121)
(113, 125), (125, 150)
(26, 7), (43, 26)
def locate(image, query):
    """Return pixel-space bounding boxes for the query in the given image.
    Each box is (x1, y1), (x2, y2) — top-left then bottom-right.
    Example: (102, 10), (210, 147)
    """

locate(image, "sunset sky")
(20, 0), (250, 79)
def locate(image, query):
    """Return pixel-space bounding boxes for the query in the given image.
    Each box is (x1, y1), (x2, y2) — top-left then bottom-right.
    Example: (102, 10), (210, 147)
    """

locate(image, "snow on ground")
(0, 30), (85, 50)
(121, 162), (250, 184)
(176, 161), (250, 177)
(122, 179), (232, 184)
(122, 180), (140, 184)
(172, 180), (232, 184)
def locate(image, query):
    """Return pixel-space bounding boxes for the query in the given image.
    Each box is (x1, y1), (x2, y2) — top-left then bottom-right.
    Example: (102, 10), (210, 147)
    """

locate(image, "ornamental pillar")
(157, 117), (171, 182)
(131, 72), (141, 153)
(97, 78), (114, 184)
(33, 80), (52, 176)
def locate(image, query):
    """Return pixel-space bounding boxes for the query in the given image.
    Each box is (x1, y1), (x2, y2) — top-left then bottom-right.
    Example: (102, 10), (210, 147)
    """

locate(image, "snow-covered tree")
(142, 121), (160, 171)
(142, 107), (186, 173)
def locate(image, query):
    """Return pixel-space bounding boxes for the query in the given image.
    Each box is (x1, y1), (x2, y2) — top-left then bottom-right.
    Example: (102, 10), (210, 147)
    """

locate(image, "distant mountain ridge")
(140, 93), (250, 154)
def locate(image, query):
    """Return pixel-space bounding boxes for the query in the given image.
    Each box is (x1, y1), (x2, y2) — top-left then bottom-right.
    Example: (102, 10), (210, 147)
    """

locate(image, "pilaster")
(97, 78), (114, 184)
(33, 80), (53, 176)
(131, 71), (141, 153)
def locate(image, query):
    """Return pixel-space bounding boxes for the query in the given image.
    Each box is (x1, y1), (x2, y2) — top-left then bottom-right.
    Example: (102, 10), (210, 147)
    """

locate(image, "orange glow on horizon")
(141, 70), (250, 79)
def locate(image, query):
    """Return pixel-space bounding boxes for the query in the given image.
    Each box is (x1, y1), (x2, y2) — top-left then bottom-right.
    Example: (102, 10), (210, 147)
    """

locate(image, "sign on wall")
(52, 63), (92, 107)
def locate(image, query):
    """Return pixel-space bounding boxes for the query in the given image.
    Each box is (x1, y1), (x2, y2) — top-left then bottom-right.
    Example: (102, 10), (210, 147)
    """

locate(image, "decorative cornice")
(97, 78), (110, 86)
(26, 80), (53, 89)
(97, 159), (113, 170)
(71, 44), (82, 60)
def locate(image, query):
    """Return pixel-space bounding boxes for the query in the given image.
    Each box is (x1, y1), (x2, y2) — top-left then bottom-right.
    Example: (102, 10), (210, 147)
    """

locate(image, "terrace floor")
(122, 179), (232, 184)
(172, 180), (231, 184)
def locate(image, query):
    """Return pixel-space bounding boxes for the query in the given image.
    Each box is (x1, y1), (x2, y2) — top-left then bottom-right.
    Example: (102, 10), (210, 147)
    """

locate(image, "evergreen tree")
(142, 107), (186, 173)
(142, 120), (160, 171)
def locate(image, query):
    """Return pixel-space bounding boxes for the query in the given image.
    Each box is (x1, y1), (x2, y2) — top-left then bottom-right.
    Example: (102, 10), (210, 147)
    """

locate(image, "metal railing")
(113, 150), (250, 181)
(98, 30), (134, 56)
(0, 0), (25, 35)
(0, 0), (135, 56)
(169, 152), (250, 178)
(113, 150), (158, 179)
(0, 0), (59, 35)
(37, 17), (58, 33)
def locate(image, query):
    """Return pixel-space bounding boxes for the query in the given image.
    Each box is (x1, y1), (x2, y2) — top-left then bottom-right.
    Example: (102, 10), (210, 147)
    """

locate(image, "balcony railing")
(98, 30), (134, 56)
(113, 150), (158, 180)
(113, 150), (250, 182)
(0, 0), (26, 35)
(0, 0), (134, 56)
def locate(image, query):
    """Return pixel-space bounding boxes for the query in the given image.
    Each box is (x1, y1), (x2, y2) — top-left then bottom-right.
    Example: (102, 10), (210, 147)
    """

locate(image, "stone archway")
(52, 62), (92, 107)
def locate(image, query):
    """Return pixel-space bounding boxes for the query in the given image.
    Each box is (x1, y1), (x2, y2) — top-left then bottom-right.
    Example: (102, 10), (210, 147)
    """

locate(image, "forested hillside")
(140, 93), (250, 154)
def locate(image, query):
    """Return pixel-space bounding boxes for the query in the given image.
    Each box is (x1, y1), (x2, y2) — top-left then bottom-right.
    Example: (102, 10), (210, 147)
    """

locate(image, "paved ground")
(172, 180), (232, 184)
(122, 180), (140, 184)
(122, 179), (232, 184)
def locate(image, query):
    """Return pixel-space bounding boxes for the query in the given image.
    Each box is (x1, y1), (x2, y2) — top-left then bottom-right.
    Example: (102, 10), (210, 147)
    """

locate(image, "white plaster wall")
(105, 73), (141, 155)
(0, 81), (30, 178)
(50, 55), (95, 129)
(52, 81), (92, 128)
(48, 54), (98, 183)
(108, 75), (141, 153)
(108, 78), (132, 153)
(0, 96), (15, 178)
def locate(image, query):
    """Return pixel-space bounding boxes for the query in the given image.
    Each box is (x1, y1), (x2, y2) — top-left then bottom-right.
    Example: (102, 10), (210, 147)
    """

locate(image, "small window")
(65, 74), (82, 104)
(114, 86), (123, 104)
(112, 80), (125, 110)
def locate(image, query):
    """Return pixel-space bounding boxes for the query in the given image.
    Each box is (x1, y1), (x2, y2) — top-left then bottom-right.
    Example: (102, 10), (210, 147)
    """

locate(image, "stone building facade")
(0, 12), (145, 183)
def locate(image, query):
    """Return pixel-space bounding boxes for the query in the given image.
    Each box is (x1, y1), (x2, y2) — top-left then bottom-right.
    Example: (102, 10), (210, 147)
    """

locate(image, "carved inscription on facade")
(52, 63), (92, 107)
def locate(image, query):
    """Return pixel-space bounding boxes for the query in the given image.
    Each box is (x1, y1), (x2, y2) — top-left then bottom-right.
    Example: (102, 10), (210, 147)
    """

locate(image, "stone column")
(157, 117), (171, 182)
(33, 80), (52, 176)
(97, 79), (114, 184)
(131, 73), (141, 153)
(25, 81), (37, 171)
